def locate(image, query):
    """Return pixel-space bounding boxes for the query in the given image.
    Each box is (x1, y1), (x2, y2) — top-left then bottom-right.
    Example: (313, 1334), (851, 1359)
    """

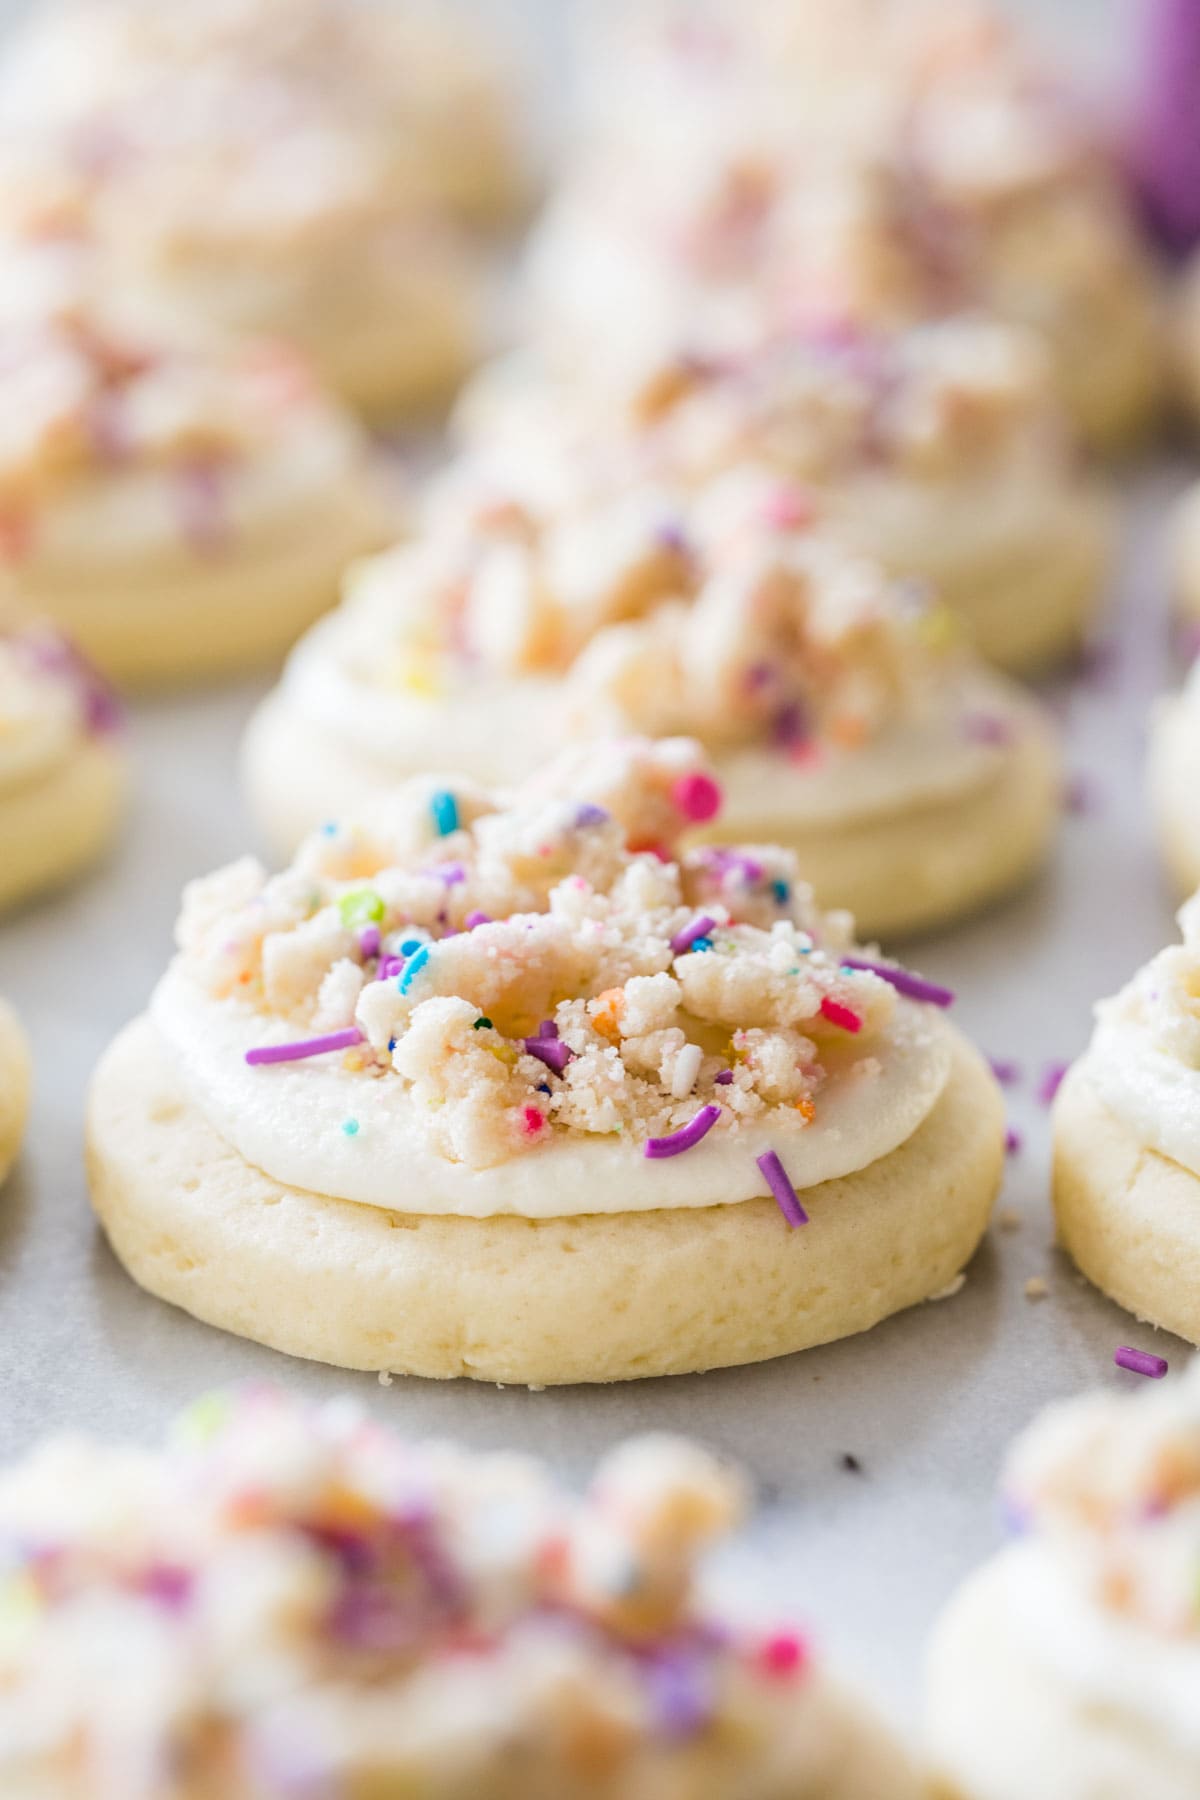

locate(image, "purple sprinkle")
(1079, 638), (1120, 691)
(962, 712), (1014, 746)
(1005, 1126), (1023, 1156)
(645, 1104), (721, 1159)
(655, 522), (691, 557)
(671, 913), (717, 956)
(359, 925), (381, 960)
(714, 1069), (734, 1086)
(840, 957), (954, 1008)
(772, 700), (810, 749)
(1065, 774), (1097, 816)
(523, 1036), (574, 1076)
(1115, 1346), (1169, 1380)
(1001, 1495), (1032, 1537)
(140, 1564), (194, 1610)
(245, 1027), (363, 1066)
(574, 804), (610, 829)
(538, 1019), (558, 1040)
(437, 863), (466, 887)
(1037, 1062), (1068, 1108)
(757, 1148), (808, 1228)
(377, 956), (403, 981)
(989, 1057), (1022, 1087)
(648, 1653), (713, 1740)
(465, 910), (492, 930)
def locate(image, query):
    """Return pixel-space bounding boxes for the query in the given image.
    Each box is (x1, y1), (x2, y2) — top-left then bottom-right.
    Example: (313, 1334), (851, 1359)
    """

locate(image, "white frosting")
(150, 961), (952, 1221)
(0, 631), (109, 796)
(1080, 895), (1200, 1179)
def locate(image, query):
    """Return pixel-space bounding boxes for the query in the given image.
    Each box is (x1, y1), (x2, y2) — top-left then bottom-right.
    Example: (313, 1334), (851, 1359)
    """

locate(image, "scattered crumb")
(929, 1273), (966, 1302)
(377, 1370), (393, 1387)
(1024, 1277), (1049, 1301)
(998, 1208), (1022, 1233)
(527, 1383), (546, 1394)
(840, 1452), (864, 1476)
(1036, 1062), (1068, 1107)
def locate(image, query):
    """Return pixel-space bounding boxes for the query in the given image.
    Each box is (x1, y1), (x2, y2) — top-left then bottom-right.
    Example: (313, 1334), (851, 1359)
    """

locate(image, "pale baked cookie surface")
(245, 455), (1062, 937)
(0, 0), (525, 417)
(0, 303), (390, 686)
(0, 1386), (919, 1799)
(0, 624), (126, 912)
(530, 0), (1161, 453)
(927, 1360), (1200, 1800)
(91, 738), (1004, 1382)
(1053, 894), (1200, 1342)
(0, 996), (30, 1184)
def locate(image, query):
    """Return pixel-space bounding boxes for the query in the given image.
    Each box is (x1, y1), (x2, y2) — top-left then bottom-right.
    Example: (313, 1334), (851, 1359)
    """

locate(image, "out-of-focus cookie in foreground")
(0, 996), (29, 1184)
(927, 1358), (1200, 1799)
(0, 1385), (920, 1798)
(90, 738), (1004, 1384)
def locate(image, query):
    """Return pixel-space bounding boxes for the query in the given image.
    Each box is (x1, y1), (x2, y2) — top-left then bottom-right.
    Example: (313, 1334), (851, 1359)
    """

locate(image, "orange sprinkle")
(592, 988), (626, 1042)
(795, 1097), (816, 1122)
(830, 714), (867, 749)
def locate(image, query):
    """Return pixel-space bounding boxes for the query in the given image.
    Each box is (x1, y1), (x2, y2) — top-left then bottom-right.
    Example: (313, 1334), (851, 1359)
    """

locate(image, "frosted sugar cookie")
(0, 0), (524, 417)
(0, 998), (29, 1183)
(0, 304), (389, 686)
(459, 314), (1110, 673)
(1053, 895), (1200, 1344)
(1149, 647), (1200, 893)
(0, 624), (125, 912)
(927, 1358), (1200, 1800)
(89, 739), (1004, 1383)
(245, 462), (1062, 937)
(0, 1385), (919, 1799)
(530, 0), (1161, 452)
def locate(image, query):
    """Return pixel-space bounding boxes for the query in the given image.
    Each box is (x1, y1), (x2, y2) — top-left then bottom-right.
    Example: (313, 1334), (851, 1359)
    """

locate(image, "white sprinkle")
(671, 1042), (704, 1098)
(377, 1370), (394, 1387)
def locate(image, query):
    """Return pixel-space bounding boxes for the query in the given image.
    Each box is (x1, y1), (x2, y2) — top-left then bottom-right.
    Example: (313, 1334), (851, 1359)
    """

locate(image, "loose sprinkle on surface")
(757, 1148), (808, 1228)
(1037, 1062), (1068, 1107)
(1115, 1346), (1168, 1379)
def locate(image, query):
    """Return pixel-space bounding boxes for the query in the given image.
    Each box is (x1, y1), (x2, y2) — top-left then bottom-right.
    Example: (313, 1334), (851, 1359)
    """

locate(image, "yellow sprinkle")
(915, 607), (961, 652)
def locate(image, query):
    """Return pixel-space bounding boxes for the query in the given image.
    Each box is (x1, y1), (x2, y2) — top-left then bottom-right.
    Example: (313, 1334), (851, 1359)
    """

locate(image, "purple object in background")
(1130, 0), (1200, 251)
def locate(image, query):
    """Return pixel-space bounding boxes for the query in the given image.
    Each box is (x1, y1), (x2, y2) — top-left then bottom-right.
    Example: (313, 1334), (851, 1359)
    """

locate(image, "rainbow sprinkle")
(645, 1105), (721, 1159)
(398, 946), (431, 995)
(430, 791), (460, 837)
(1115, 1347), (1168, 1380)
(246, 1028), (364, 1066)
(757, 1149), (808, 1228)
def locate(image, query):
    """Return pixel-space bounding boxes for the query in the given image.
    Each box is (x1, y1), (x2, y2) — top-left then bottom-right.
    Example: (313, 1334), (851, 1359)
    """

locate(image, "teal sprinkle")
(398, 945), (431, 994)
(430, 790), (459, 837)
(320, 821), (337, 837)
(772, 879), (790, 904)
(399, 936), (426, 955)
(342, 1119), (360, 1137)
(691, 936), (714, 953)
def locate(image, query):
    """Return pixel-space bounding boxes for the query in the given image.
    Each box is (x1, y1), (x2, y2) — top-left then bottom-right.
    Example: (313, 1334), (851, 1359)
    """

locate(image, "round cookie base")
(242, 691), (1061, 941)
(0, 736), (125, 916)
(88, 1018), (1004, 1385)
(1053, 1061), (1200, 1344)
(1146, 692), (1200, 896)
(925, 1552), (1200, 1800)
(0, 998), (30, 1185)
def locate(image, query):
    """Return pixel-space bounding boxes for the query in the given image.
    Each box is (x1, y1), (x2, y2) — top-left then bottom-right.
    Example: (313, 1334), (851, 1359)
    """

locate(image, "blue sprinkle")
(536, 1082), (551, 1096)
(342, 1119), (360, 1137)
(772, 879), (790, 904)
(430, 790), (459, 837)
(690, 936), (714, 953)
(320, 821), (337, 837)
(399, 937), (426, 954)
(398, 945), (431, 994)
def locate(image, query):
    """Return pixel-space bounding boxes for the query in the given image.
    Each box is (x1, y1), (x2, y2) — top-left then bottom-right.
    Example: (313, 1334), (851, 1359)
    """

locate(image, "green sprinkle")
(174, 1391), (230, 1448)
(473, 1016), (493, 1031)
(338, 889), (384, 928)
(342, 1119), (360, 1137)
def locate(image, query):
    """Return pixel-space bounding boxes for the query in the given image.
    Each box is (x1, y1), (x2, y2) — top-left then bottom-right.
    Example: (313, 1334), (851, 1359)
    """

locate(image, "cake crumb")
(998, 1208), (1022, 1233)
(1024, 1276), (1049, 1301)
(929, 1273), (966, 1302)
(377, 1370), (393, 1387)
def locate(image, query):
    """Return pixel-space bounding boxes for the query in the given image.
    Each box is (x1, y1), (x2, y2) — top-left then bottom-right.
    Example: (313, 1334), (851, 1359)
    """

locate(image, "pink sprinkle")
(465, 911), (491, 929)
(757, 1148), (808, 1227)
(819, 997), (862, 1034)
(757, 1631), (810, 1679)
(763, 485), (813, 531)
(671, 913), (716, 955)
(672, 771), (723, 823)
(522, 1106), (546, 1135)
(1115, 1346), (1168, 1380)
(645, 1104), (721, 1159)
(246, 1027), (363, 1066)
(1037, 1062), (1068, 1107)
(1005, 1127), (1023, 1156)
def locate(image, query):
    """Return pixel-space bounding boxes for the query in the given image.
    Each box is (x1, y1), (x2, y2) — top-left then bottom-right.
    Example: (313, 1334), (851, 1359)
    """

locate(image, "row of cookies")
(0, 1353), (1194, 1794)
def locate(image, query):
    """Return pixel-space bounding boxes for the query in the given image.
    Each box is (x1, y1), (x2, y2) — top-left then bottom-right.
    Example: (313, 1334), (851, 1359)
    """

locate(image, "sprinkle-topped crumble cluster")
(0, 1386), (814, 1796)
(0, 306), (321, 539)
(351, 463), (960, 755)
(1004, 1361), (1200, 1642)
(0, 624), (121, 749)
(180, 739), (911, 1175)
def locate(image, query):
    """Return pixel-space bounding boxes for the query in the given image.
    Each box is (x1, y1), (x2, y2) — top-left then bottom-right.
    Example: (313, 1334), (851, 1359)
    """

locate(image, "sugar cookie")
(1148, 649), (1200, 894)
(927, 1359), (1200, 1799)
(0, 1384), (918, 1798)
(0, 305), (390, 686)
(90, 739), (1004, 1384)
(0, 624), (125, 911)
(245, 461), (1062, 938)
(1053, 894), (1200, 1343)
(0, 998), (29, 1184)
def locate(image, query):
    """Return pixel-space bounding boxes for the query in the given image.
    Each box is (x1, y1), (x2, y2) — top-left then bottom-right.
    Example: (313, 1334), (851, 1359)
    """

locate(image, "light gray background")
(0, 0), (1185, 1749)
